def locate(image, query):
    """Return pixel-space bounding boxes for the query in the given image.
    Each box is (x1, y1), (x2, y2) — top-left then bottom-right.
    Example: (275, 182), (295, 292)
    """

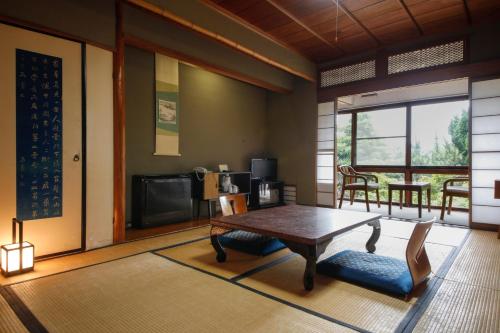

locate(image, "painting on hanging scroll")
(155, 53), (180, 156)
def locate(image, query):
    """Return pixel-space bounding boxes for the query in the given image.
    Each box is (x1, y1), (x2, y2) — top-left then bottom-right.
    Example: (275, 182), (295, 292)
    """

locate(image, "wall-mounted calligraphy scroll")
(154, 53), (180, 156)
(16, 49), (63, 221)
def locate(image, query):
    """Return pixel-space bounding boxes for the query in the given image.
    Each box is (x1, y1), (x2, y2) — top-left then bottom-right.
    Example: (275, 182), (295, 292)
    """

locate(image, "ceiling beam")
(462, 0), (472, 24)
(397, 0), (424, 36)
(265, 0), (345, 55)
(335, 0), (381, 46)
(199, 0), (313, 61)
(125, 0), (315, 82)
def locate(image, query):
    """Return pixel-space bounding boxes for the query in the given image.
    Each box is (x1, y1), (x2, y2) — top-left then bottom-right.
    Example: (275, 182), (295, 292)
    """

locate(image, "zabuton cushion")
(317, 250), (413, 296)
(219, 230), (286, 256)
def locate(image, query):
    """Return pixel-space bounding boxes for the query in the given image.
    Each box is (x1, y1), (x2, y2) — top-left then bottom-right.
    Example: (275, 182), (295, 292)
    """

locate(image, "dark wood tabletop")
(210, 205), (381, 245)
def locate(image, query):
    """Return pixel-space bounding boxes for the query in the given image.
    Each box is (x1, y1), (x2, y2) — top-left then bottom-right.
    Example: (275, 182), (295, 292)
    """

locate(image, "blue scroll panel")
(16, 49), (63, 221)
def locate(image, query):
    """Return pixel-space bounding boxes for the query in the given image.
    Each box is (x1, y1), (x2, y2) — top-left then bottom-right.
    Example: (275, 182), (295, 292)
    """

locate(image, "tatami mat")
(0, 226), (210, 286)
(237, 232), (454, 333)
(0, 291), (28, 333)
(156, 238), (292, 279)
(413, 280), (500, 333)
(355, 219), (469, 247)
(444, 230), (500, 289)
(9, 253), (352, 333)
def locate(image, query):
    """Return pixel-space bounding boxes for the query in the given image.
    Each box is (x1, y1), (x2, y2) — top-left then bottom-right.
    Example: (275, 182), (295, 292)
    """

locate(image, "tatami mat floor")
(0, 217), (497, 333)
(0, 292), (28, 333)
(0, 225), (210, 286)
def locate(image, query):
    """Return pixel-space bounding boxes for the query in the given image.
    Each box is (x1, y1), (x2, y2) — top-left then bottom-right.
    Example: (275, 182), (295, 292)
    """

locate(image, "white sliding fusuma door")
(471, 78), (500, 226)
(316, 102), (336, 207)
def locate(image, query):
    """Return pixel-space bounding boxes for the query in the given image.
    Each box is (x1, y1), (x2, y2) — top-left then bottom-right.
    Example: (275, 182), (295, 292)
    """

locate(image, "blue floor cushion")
(317, 250), (413, 296)
(219, 230), (286, 256)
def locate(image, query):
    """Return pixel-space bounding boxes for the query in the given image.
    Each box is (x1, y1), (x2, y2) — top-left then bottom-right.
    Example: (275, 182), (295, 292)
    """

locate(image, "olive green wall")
(123, 4), (294, 92)
(0, 0), (307, 92)
(266, 79), (317, 206)
(146, 0), (315, 78)
(125, 46), (268, 221)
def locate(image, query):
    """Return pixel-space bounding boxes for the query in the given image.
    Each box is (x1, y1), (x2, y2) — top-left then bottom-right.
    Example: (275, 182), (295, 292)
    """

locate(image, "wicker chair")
(440, 177), (469, 221)
(338, 165), (380, 212)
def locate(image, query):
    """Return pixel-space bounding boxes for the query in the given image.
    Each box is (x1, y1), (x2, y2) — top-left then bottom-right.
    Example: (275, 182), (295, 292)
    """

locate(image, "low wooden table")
(210, 205), (381, 290)
(388, 181), (431, 218)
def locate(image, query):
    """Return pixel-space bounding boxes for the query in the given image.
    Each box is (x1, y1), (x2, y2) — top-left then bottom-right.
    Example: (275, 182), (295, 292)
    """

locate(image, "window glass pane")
(357, 138), (405, 165)
(411, 100), (469, 166)
(337, 113), (352, 166)
(412, 173), (469, 207)
(357, 108), (406, 138)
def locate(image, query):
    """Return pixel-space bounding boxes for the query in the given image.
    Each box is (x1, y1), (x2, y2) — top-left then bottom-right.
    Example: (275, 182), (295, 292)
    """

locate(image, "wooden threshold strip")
(125, 0), (315, 82)
(124, 34), (292, 94)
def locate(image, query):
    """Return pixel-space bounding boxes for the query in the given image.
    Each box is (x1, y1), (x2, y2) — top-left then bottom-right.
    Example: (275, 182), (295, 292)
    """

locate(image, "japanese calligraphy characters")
(16, 49), (63, 220)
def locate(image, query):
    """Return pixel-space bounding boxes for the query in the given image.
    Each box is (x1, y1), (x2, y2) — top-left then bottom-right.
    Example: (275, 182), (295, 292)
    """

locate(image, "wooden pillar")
(113, 0), (126, 243)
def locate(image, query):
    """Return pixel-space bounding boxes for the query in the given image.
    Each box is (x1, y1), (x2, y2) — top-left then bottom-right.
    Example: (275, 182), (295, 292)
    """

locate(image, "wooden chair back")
(338, 165), (356, 177)
(219, 194), (248, 216)
(406, 218), (435, 287)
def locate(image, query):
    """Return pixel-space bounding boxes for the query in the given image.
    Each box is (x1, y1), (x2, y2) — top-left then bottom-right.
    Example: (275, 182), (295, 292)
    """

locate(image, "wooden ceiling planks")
(205, 0), (500, 63)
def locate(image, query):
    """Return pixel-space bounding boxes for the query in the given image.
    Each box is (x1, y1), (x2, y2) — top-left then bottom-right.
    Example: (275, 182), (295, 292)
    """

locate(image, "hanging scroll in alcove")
(154, 53), (180, 156)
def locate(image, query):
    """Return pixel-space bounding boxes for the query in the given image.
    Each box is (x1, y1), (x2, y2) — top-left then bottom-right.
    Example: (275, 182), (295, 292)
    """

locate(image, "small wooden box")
(203, 173), (219, 200)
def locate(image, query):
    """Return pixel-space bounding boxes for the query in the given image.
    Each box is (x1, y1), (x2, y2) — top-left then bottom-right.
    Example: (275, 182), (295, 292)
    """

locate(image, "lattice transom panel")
(388, 41), (464, 75)
(320, 60), (376, 88)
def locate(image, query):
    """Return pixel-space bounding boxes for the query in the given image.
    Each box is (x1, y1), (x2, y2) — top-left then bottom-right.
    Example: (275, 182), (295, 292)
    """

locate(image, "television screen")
(251, 158), (277, 181)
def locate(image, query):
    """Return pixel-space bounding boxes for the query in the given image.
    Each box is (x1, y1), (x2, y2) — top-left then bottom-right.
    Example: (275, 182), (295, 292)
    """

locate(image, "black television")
(251, 158), (277, 181)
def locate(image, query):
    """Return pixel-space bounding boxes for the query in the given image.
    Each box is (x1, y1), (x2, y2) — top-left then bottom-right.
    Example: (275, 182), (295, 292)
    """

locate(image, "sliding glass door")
(337, 97), (469, 207)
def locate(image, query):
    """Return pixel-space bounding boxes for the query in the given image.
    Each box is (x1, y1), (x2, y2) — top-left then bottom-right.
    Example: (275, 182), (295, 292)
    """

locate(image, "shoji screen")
(317, 102), (336, 207)
(471, 78), (500, 226)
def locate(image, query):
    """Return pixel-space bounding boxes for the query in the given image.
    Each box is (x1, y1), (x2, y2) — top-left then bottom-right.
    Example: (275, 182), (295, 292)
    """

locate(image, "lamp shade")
(1, 241), (34, 276)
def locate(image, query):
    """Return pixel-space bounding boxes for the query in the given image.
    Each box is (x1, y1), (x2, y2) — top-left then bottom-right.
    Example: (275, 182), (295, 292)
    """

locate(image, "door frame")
(0, 19), (87, 259)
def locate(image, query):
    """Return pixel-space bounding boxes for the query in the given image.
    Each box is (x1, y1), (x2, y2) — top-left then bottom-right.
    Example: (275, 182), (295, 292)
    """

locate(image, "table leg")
(399, 190), (403, 210)
(281, 239), (331, 291)
(210, 226), (228, 263)
(427, 188), (431, 212)
(418, 189), (422, 218)
(388, 188), (392, 215)
(366, 219), (381, 253)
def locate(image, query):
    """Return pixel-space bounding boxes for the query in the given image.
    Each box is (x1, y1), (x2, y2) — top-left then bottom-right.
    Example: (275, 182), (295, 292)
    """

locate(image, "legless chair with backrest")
(338, 165), (380, 212)
(212, 194), (285, 259)
(318, 217), (435, 297)
(406, 217), (435, 289)
(219, 194), (247, 216)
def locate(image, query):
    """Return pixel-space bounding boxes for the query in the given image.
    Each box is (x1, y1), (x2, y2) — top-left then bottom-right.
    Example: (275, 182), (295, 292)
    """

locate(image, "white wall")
(85, 45), (114, 249)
